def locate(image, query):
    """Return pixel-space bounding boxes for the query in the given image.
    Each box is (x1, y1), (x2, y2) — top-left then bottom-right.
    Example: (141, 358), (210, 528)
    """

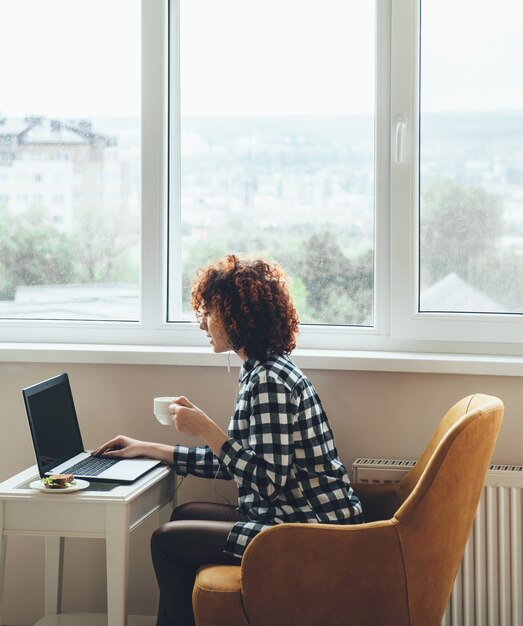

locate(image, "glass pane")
(170, 0), (375, 326)
(419, 0), (523, 314)
(0, 0), (140, 321)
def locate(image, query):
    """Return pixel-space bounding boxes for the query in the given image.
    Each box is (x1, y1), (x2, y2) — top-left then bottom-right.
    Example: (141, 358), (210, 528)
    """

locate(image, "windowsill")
(1, 342), (523, 377)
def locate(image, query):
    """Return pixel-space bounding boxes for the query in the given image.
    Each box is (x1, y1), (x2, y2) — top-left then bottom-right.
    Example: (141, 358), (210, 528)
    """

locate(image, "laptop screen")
(23, 373), (84, 475)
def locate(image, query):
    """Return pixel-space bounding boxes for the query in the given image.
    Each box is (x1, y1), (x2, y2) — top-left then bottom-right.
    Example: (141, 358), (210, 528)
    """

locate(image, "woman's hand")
(91, 435), (145, 458)
(171, 396), (227, 454)
(170, 396), (211, 438)
(91, 435), (175, 465)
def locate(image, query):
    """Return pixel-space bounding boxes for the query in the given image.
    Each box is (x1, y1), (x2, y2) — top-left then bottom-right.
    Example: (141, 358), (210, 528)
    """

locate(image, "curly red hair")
(191, 255), (299, 361)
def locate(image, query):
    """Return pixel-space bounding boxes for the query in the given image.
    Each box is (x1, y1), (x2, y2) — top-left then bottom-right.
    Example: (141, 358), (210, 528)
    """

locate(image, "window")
(0, 0), (141, 322)
(391, 0), (523, 346)
(1, 0), (522, 354)
(168, 0), (376, 328)
(419, 0), (523, 316)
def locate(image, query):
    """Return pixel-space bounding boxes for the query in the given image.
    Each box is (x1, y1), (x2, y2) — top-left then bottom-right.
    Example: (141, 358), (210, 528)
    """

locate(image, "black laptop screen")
(23, 373), (84, 475)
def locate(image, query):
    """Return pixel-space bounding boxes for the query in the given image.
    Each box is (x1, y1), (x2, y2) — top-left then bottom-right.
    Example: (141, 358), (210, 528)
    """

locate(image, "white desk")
(0, 464), (173, 626)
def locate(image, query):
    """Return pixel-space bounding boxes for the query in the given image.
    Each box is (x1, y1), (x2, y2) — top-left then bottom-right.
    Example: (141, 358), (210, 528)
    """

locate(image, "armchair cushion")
(193, 565), (249, 626)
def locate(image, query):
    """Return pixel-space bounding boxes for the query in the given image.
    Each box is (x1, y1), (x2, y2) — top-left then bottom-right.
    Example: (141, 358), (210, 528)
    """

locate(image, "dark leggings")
(150, 501), (248, 626)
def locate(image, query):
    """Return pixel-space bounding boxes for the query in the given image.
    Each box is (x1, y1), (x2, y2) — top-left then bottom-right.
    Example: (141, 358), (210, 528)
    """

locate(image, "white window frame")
(0, 0), (522, 359)
(390, 0), (523, 349)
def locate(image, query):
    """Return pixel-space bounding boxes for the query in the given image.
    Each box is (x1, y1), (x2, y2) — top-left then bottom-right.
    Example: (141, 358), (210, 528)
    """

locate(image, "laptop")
(23, 373), (163, 483)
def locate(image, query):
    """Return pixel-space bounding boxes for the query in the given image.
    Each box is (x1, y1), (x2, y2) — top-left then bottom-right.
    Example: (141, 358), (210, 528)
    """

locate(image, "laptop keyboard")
(62, 455), (119, 476)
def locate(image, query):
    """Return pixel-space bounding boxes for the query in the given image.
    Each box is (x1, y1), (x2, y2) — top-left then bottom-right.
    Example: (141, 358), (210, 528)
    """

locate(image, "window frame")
(390, 0), (523, 347)
(0, 0), (522, 357)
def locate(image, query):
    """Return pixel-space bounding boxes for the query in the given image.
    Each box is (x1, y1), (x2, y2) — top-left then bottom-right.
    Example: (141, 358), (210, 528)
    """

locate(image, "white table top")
(0, 463), (173, 504)
(0, 464), (174, 538)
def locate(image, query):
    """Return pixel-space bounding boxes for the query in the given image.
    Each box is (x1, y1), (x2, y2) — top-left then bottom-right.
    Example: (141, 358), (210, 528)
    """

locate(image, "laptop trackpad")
(101, 458), (160, 479)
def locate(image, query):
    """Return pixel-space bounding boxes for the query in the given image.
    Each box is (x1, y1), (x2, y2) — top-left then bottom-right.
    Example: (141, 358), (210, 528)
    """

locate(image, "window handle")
(395, 116), (407, 164)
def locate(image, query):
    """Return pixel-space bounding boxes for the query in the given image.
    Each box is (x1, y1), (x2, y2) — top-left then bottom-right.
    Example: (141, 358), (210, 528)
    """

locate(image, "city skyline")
(1, 109), (522, 320)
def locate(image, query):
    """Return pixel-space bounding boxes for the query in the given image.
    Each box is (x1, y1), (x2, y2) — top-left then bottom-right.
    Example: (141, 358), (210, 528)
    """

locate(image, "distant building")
(420, 272), (505, 313)
(0, 115), (128, 230)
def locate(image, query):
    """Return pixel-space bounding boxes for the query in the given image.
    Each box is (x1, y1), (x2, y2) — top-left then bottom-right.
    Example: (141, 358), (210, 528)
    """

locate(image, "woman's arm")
(168, 396), (232, 479)
(92, 395), (231, 473)
(170, 396), (228, 454)
(91, 435), (175, 465)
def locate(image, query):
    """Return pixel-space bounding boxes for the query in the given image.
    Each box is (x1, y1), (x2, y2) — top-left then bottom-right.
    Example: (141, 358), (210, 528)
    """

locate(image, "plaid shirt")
(173, 354), (363, 558)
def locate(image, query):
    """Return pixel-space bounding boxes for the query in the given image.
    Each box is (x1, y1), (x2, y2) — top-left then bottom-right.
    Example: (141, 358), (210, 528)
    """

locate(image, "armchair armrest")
(241, 521), (409, 626)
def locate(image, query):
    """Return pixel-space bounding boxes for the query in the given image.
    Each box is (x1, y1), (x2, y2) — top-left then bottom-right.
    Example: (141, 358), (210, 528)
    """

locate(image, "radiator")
(352, 458), (523, 626)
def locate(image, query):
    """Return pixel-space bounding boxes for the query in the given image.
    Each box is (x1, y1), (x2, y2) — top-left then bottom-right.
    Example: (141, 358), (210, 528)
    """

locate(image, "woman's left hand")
(170, 396), (210, 437)
(170, 396), (228, 454)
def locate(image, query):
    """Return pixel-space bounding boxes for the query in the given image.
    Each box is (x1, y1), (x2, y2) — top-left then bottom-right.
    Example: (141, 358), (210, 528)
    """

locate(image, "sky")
(179, 0), (375, 116)
(0, 0), (141, 118)
(0, 0), (375, 119)
(421, 0), (523, 113)
(0, 0), (521, 120)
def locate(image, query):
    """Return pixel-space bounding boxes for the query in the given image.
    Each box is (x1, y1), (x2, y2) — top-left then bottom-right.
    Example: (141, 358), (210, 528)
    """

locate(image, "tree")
(179, 223), (373, 325)
(476, 244), (523, 312)
(71, 207), (139, 284)
(0, 208), (74, 300)
(420, 179), (503, 288)
(300, 231), (373, 325)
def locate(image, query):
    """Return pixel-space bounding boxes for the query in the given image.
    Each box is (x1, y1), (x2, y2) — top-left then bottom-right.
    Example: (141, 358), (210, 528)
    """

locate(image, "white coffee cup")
(154, 397), (175, 426)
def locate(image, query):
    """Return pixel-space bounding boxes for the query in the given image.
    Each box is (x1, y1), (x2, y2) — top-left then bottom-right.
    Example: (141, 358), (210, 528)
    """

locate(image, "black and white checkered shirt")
(173, 354), (363, 558)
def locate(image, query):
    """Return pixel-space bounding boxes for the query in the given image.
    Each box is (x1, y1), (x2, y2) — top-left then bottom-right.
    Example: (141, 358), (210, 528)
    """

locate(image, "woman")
(93, 255), (363, 626)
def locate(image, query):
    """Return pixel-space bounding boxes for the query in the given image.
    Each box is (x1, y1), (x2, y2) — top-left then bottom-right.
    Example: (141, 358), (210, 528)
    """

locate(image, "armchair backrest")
(356, 394), (499, 523)
(393, 394), (504, 625)
(398, 393), (492, 503)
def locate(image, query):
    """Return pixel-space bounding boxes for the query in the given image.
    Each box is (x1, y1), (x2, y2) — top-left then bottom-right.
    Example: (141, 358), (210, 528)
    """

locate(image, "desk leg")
(45, 535), (64, 615)
(0, 502), (6, 626)
(157, 471), (176, 526)
(158, 501), (172, 525)
(106, 505), (130, 626)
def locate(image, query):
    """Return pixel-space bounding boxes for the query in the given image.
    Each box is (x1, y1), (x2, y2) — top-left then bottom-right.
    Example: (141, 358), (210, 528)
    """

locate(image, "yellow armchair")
(193, 393), (504, 626)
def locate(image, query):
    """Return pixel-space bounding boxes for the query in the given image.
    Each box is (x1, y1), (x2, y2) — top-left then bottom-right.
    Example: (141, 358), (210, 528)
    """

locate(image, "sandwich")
(42, 474), (76, 489)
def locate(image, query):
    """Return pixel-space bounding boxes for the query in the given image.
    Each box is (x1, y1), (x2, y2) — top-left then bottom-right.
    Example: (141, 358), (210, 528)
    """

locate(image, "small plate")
(29, 478), (90, 493)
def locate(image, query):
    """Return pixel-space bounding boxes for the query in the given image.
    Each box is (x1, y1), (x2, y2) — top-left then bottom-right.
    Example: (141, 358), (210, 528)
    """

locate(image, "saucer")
(29, 478), (90, 493)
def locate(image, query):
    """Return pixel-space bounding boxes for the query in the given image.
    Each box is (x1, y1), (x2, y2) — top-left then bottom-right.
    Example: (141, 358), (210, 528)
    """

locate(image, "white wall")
(1, 361), (522, 625)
